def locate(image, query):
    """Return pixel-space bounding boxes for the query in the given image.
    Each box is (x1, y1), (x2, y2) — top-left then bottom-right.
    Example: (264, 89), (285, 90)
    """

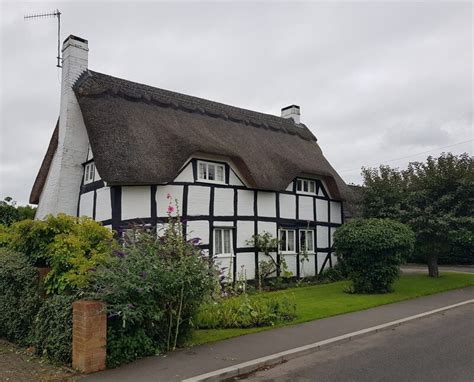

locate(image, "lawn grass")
(188, 272), (474, 346)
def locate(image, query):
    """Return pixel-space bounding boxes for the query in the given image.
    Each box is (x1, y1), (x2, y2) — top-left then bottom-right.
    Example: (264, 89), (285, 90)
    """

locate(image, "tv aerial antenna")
(24, 9), (62, 68)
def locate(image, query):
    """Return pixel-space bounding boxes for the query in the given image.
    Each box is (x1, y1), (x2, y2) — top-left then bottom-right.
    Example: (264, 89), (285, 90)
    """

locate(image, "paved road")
(239, 304), (474, 382)
(401, 265), (474, 274)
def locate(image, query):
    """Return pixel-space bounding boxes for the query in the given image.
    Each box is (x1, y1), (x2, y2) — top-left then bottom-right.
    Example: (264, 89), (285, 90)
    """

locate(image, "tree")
(0, 197), (36, 226)
(361, 153), (474, 277)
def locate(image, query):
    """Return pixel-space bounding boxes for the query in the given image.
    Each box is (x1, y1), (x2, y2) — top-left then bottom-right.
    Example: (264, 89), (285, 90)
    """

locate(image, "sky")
(0, 0), (472, 205)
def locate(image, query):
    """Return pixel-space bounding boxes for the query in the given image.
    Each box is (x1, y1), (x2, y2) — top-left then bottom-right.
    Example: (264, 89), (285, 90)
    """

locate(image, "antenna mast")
(24, 9), (62, 68)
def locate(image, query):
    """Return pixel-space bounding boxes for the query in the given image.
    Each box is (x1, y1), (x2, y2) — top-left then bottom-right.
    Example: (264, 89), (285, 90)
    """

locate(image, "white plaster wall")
(236, 252), (255, 280)
(319, 180), (331, 198)
(213, 221), (234, 227)
(86, 146), (94, 160)
(214, 256), (234, 282)
(330, 227), (337, 246)
(94, 165), (101, 181)
(300, 254), (315, 277)
(95, 187), (111, 221)
(237, 190), (254, 216)
(156, 223), (169, 237)
(331, 253), (338, 266)
(282, 254), (297, 277)
(330, 201), (342, 224)
(78, 192), (94, 218)
(316, 199), (329, 222)
(259, 252), (278, 277)
(258, 221), (276, 236)
(174, 162), (194, 182)
(279, 194), (296, 219)
(187, 220), (209, 245)
(299, 196), (314, 221)
(317, 225), (329, 248)
(257, 192), (276, 217)
(156, 185), (183, 217)
(317, 252), (329, 273)
(237, 220), (254, 247)
(121, 186), (151, 220)
(187, 186), (210, 216)
(214, 188), (234, 216)
(229, 170), (244, 186)
(285, 182), (293, 192)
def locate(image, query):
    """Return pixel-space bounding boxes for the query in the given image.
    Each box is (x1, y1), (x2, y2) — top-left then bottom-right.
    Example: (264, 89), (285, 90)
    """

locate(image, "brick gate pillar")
(72, 300), (107, 373)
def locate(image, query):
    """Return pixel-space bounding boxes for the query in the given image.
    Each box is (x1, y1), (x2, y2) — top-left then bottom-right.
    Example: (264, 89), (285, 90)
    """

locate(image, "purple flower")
(107, 312), (119, 320)
(188, 237), (201, 245)
(114, 250), (126, 258)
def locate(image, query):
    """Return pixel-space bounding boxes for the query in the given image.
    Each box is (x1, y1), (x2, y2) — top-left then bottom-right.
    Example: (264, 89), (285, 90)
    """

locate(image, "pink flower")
(167, 205), (175, 214)
(166, 193), (172, 200)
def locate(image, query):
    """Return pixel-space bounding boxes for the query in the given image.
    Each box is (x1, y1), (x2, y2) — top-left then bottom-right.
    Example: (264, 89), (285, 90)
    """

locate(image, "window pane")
(90, 164), (95, 181)
(208, 164), (215, 180)
(280, 230), (287, 251)
(216, 165), (224, 182)
(303, 180), (308, 192)
(223, 229), (231, 253)
(85, 165), (89, 181)
(199, 163), (206, 179)
(309, 181), (315, 193)
(307, 231), (314, 252)
(215, 229), (222, 254)
(297, 180), (302, 191)
(300, 231), (306, 251)
(288, 231), (295, 252)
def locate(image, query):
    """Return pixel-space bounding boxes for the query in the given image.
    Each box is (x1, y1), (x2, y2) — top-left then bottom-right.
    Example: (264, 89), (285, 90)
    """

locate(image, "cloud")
(0, 1), (472, 204)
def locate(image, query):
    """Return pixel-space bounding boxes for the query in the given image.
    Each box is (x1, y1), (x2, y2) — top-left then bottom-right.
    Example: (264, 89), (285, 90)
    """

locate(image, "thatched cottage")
(30, 35), (351, 280)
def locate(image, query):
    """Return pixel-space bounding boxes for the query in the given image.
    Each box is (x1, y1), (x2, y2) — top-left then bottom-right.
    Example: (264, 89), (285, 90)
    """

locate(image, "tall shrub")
(334, 219), (414, 293)
(0, 250), (42, 344)
(90, 207), (216, 367)
(1, 214), (115, 294)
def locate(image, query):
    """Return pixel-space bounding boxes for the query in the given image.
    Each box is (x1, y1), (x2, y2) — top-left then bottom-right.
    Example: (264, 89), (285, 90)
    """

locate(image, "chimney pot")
(281, 105), (301, 124)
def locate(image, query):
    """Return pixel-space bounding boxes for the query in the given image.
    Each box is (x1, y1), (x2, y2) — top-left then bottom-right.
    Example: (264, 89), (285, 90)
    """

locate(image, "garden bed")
(189, 272), (474, 345)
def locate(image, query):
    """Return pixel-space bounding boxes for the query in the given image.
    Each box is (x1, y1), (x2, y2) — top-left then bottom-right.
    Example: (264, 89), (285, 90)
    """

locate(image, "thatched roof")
(30, 120), (58, 204)
(31, 70), (352, 204)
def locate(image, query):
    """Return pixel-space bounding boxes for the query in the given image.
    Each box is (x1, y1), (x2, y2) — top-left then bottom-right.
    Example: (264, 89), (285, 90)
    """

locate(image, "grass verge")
(188, 272), (474, 346)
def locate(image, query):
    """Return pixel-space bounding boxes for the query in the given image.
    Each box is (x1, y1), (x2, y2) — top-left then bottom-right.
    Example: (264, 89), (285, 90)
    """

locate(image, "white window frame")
(197, 160), (226, 184)
(296, 179), (317, 195)
(84, 162), (95, 184)
(299, 229), (315, 254)
(279, 229), (296, 254)
(214, 228), (234, 257)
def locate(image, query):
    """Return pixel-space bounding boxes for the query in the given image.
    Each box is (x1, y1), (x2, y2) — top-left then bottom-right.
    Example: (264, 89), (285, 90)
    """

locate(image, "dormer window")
(296, 179), (316, 195)
(197, 160), (225, 184)
(84, 162), (95, 184)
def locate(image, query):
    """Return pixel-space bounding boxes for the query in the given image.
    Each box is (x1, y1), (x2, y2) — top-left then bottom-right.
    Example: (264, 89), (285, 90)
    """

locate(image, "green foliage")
(89, 206), (216, 367)
(32, 295), (75, 364)
(334, 218), (415, 293)
(361, 153), (474, 273)
(319, 261), (348, 282)
(0, 250), (42, 344)
(1, 214), (115, 294)
(0, 197), (36, 226)
(196, 294), (296, 329)
(247, 231), (292, 290)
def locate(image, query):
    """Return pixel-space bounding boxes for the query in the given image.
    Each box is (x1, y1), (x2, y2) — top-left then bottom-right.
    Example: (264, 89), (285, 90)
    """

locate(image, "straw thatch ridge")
(30, 120), (59, 204)
(31, 70), (352, 205)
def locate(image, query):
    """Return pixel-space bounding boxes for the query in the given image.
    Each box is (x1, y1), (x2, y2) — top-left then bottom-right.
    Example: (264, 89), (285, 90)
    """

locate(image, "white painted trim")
(183, 299), (474, 382)
(197, 160), (226, 184)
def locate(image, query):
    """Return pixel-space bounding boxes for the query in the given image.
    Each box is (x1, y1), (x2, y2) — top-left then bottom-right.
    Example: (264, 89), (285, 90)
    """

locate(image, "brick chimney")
(281, 105), (300, 124)
(36, 35), (90, 219)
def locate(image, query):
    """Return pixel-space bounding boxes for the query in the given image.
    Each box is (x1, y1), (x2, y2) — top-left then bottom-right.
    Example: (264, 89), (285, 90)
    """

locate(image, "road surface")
(238, 303), (474, 382)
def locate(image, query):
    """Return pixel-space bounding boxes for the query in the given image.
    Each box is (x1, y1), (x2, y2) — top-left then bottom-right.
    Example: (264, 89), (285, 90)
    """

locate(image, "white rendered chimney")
(36, 35), (90, 219)
(281, 105), (300, 124)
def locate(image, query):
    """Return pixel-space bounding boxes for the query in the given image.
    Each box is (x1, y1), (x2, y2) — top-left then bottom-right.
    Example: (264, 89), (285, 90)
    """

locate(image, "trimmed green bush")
(334, 218), (415, 293)
(0, 250), (42, 344)
(32, 295), (75, 364)
(196, 294), (296, 329)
